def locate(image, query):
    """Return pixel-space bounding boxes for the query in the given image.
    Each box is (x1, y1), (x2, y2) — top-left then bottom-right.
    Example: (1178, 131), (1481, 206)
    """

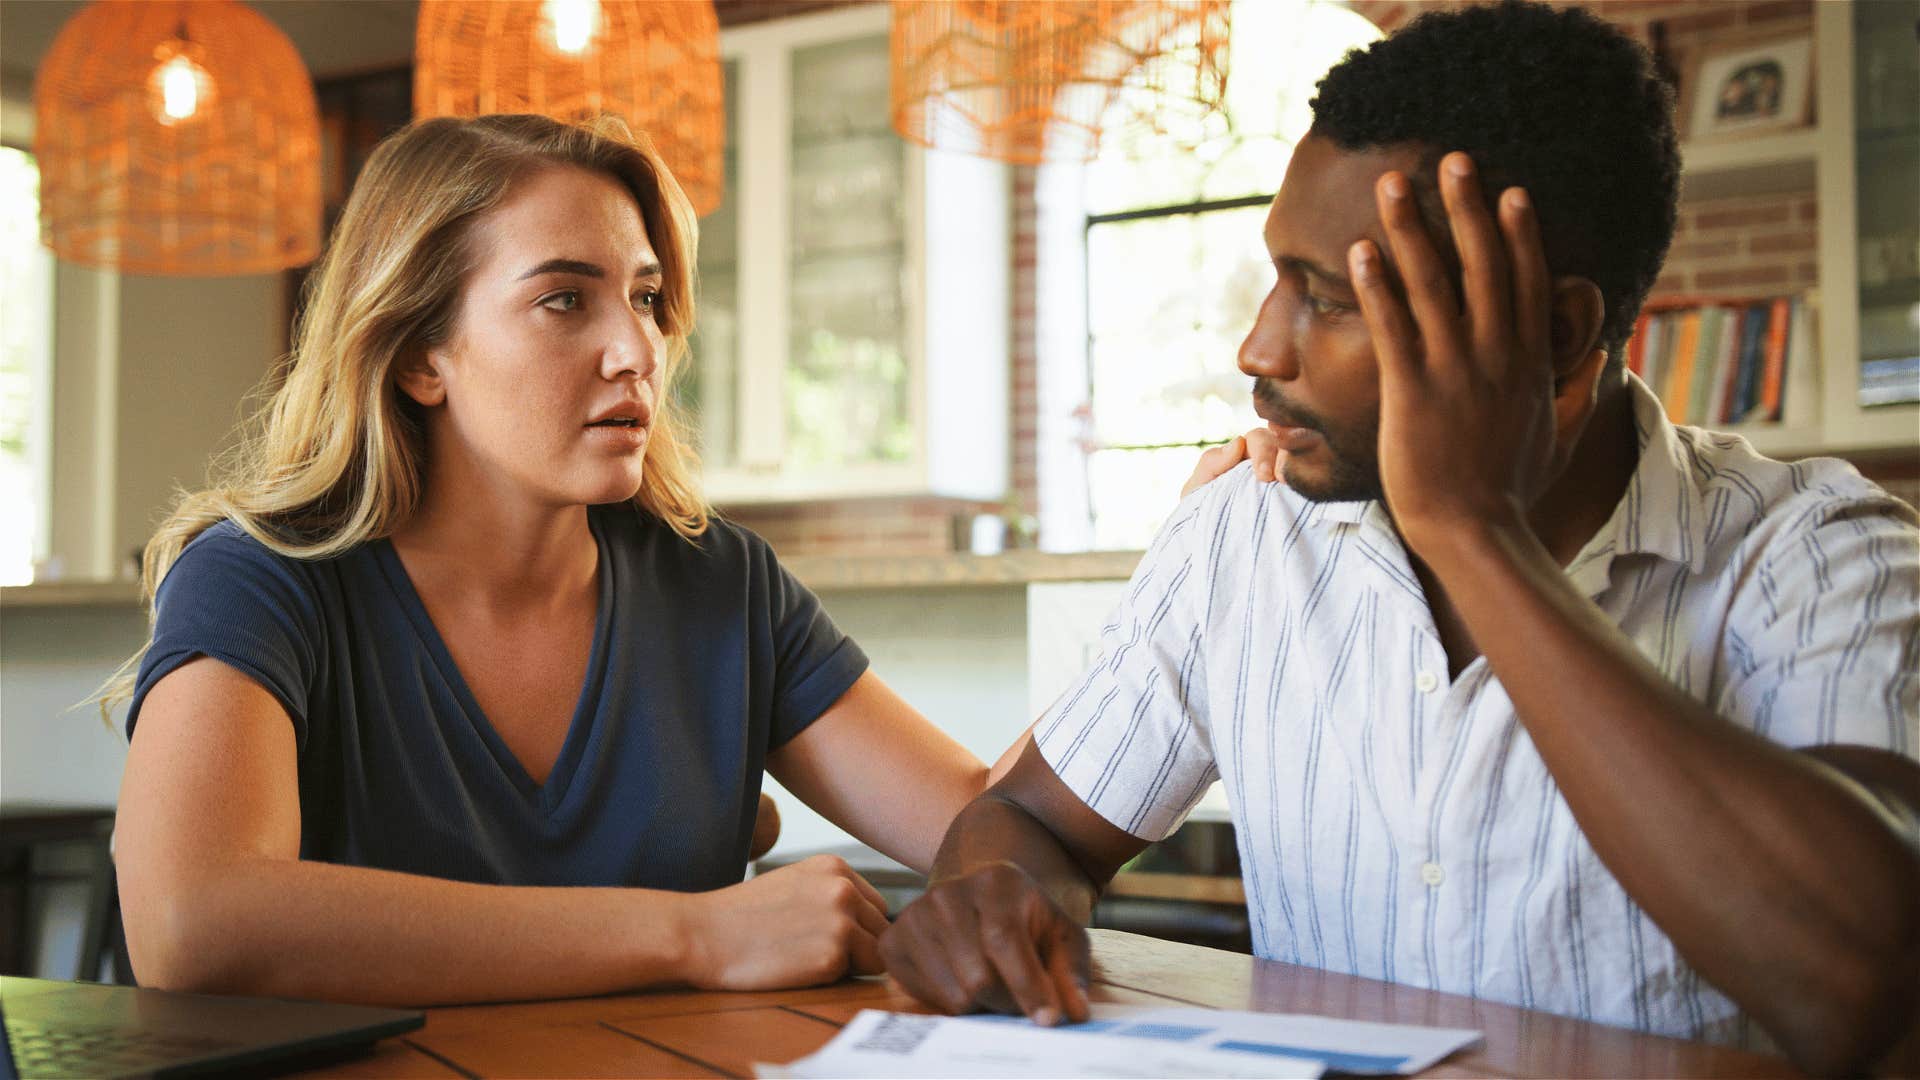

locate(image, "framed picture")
(1686, 35), (1814, 140)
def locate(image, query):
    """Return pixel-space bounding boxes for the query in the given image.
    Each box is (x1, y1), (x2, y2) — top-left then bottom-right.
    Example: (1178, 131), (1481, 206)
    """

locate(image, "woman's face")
(405, 165), (667, 510)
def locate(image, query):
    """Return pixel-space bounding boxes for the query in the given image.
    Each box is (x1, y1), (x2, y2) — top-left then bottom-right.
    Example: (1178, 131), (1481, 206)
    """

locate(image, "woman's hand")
(1180, 427), (1288, 498)
(682, 854), (890, 990)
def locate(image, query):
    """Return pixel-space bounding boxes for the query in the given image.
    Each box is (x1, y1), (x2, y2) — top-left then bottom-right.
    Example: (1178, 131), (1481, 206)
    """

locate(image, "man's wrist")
(1402, 502), (1537, 580)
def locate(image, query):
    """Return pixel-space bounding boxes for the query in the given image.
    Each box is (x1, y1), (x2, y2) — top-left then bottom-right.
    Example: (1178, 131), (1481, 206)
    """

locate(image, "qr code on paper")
(852, 1013), (937, 1056)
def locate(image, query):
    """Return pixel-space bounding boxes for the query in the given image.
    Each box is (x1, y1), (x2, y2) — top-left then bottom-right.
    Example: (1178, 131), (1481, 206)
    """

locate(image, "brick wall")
(725, 0), (1904, 556)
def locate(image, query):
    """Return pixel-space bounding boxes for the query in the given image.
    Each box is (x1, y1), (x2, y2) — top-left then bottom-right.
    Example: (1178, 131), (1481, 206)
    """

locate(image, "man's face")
(1239, 133), (1426, 503)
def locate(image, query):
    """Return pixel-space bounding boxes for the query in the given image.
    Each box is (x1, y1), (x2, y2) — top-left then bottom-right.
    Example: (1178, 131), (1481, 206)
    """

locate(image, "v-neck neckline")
(373, 512), (617, 816)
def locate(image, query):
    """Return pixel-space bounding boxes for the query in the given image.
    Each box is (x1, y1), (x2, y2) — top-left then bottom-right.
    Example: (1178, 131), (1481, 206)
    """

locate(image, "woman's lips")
(1266, 421), (1323, 452)
(584, 422), (649, 450)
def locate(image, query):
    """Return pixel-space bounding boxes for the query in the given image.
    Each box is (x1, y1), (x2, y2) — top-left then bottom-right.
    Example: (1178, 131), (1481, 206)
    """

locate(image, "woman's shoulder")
(159, 520), (366, 627)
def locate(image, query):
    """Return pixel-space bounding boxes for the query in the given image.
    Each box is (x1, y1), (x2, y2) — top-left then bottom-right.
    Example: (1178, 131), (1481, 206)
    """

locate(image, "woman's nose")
(602, 313), (659, 382)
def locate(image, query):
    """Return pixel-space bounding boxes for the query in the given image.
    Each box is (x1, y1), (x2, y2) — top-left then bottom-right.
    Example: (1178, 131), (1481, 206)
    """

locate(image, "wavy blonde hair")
(98, 114), (707, 717)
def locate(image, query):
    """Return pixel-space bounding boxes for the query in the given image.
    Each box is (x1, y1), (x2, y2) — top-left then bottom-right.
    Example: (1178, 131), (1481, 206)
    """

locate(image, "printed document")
(761, 1003), (1481, 1078)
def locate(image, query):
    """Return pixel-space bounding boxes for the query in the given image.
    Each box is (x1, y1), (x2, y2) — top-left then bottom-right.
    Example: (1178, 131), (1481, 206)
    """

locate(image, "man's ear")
(394, 345), (448, 408)
(1547, 276), (1606, 386)
(1547, 277), (1610, 456)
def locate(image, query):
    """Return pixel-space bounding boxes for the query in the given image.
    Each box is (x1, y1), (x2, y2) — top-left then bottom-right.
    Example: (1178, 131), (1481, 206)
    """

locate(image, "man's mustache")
(1252, 379), (1325, 433)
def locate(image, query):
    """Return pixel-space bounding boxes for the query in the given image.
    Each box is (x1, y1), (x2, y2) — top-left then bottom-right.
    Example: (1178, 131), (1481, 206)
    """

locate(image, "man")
(879, 2), (1920, 1073)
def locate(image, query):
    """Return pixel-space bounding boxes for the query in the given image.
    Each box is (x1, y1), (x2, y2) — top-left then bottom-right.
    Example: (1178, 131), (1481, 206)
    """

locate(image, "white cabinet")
(1677, 0), (1919, 458)
(688, 5), (1010, 505)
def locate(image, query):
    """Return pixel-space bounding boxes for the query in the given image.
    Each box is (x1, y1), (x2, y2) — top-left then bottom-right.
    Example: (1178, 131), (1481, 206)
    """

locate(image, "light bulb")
(148, 51), (212, 126)
(545, 0), (599, 55)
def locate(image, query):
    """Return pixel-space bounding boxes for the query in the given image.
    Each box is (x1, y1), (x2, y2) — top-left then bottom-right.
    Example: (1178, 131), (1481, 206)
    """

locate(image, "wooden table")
(312, 930), (1794, 1079)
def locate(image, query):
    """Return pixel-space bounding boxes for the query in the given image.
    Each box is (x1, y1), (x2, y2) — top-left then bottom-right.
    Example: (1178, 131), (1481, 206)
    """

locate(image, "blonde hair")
(98, 114), (707, 718)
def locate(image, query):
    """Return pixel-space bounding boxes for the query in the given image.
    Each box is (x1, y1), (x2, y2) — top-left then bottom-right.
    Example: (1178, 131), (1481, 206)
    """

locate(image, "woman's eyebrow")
(518, 257), (604, 281)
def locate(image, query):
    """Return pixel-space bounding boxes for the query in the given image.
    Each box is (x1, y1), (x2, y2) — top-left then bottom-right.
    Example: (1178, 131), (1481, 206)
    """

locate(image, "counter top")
(787, 549), (1142, 591)
(0, 580), (144, 609)
(0, 551), (1143, 610)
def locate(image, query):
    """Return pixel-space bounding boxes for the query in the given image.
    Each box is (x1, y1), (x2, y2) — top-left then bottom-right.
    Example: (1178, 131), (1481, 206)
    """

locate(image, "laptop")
(2, 976), (424, 1079)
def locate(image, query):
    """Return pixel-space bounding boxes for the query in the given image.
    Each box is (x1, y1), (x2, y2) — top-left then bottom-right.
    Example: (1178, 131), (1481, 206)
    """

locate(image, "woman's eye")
(633, 289), (661, 315)
(540, 289), (582, 312)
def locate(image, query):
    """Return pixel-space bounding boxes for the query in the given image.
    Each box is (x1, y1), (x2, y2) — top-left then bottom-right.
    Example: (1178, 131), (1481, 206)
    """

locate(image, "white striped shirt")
(1036, 374), (1919, 1044)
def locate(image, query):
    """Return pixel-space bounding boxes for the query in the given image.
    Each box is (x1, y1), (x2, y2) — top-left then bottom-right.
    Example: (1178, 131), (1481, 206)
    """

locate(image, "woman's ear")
(394, 346), (448, 408)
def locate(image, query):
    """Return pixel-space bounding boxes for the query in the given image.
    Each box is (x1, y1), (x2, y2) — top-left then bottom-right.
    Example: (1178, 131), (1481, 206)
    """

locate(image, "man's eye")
(540, 290), (582, 312)
(1307, 294), (1352, 317)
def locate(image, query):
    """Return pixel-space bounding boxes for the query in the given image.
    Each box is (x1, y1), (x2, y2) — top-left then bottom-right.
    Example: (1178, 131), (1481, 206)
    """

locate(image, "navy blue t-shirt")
(126, 503), (868, 892)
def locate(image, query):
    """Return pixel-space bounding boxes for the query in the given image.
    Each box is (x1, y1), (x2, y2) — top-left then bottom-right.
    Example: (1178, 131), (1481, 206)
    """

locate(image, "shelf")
(0, 581), (143, 609)
(1679, 130), (1820, 200)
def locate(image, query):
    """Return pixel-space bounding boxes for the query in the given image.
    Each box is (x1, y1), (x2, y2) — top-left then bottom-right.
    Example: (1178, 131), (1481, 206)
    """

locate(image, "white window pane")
(0, 147), (54, 585)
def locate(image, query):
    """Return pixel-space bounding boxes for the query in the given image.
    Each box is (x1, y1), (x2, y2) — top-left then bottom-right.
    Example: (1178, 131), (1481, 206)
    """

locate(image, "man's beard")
(1252, 379), (1385, 504)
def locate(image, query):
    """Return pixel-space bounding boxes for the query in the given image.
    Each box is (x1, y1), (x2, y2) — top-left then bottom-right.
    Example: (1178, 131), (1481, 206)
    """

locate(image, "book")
(1753, 296), (1793, 422)
(1728, 302), (1771, 424)
(1664, 309), (1703, 425)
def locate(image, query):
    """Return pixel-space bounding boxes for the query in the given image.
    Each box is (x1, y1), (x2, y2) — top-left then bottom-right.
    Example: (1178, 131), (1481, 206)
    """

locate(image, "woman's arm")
(117, 657), (889, 1006)
(765, 671), (992, 874)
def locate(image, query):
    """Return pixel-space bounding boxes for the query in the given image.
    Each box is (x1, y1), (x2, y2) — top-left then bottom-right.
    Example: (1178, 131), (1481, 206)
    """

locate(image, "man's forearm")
(930, 795), (1106, 923)
(1422, 517), (1920, 1073)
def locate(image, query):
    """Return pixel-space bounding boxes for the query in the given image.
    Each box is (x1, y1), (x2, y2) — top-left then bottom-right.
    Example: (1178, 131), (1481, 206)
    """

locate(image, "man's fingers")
(1373, 169), (1459, 348)
(1350, 239), (1422, 393)
(1499, 186), (1552, 368)
(1045, 924), (1093, 1023)
(1438, 151), (1514, 368)
(883, 928), (972, 1014)
(980, 922), (1066, 1025)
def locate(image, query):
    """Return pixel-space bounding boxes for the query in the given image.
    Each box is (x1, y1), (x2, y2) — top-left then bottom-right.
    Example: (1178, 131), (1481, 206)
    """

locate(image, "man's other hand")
(1181, 427), (1288, 498)
(880, 861), (1092, 1025)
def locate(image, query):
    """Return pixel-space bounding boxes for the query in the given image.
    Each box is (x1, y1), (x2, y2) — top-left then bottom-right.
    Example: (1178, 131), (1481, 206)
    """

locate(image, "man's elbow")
(1769, 933), (1920, 1075)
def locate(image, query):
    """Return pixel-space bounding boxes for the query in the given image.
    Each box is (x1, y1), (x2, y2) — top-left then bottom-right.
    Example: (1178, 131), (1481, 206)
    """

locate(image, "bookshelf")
(1667, 1), (1919, 462)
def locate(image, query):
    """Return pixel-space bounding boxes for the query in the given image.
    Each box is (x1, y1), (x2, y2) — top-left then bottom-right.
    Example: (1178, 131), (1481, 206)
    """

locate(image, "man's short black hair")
(1309, 0), (1679, 369)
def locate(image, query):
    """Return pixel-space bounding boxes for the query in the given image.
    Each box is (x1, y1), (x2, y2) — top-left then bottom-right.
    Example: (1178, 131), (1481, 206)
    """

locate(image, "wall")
(111, 275), (283, 574)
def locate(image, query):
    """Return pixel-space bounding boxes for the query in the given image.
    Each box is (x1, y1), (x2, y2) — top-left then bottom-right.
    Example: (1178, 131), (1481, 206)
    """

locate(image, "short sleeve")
(1034, 488), (1219, 840)
(128, 525), (325, 751)
(1716, 495), (1920, 757)
(756, 539), (870, 749)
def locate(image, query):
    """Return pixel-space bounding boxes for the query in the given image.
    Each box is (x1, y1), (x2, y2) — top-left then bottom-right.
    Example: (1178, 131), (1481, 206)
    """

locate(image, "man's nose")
(1237, 289), (1300, 381)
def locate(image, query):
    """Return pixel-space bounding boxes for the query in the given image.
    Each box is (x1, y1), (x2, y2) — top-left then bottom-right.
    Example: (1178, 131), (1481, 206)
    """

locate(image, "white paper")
(761, 1003), (1481, 1079)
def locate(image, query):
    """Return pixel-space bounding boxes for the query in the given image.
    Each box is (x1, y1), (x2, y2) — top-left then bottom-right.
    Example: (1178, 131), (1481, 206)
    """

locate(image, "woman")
(109, 113), (1269, 1008)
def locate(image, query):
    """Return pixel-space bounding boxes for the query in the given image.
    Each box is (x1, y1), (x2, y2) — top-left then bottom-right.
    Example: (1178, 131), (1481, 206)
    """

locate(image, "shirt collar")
(1301, 374), (1709, 594)
(1565, 372), (1713, 592)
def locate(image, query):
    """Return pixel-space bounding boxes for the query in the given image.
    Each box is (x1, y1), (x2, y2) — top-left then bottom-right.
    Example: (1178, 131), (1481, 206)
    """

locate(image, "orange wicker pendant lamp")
(414, 0), (724, 216)
(891, 0), (1231, 166)
(32, 0), (323, 275)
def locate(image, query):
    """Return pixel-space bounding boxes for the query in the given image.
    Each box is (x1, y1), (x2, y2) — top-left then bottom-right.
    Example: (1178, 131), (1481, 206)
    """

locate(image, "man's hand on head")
(1180, 427), (1289, 499)
(1347, 151), (1568, 558)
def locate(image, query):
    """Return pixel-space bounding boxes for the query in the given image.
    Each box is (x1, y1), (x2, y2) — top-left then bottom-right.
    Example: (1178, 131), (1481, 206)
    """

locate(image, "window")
(1070, 0), (1382, 549)
(0, 146), (54, 585)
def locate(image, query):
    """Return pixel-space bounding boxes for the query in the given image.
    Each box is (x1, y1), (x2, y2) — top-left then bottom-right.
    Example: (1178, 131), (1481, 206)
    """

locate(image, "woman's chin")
(572, 469), (647, 507)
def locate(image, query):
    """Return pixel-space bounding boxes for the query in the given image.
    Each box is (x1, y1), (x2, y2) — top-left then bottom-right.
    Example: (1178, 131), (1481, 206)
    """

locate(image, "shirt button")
(1421, 861), (1445, 887)
(1416, 670), (1440, 694)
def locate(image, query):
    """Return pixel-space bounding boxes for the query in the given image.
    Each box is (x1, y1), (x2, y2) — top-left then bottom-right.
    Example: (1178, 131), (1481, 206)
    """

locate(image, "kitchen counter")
(0, 551), (1144, 609)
